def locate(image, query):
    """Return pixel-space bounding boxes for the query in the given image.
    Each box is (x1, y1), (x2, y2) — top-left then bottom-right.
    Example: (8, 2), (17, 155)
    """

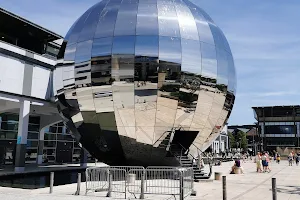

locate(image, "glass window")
(28, 132), (38, 140)
(67, 8), (92, 45)
(265, 125), (294, 134)
(136, 3), (158, 35)
(216, 48), (228, 86)
(92, 37), (113, 57)
(78, 1), (107, 42)
(74, 40), (93, 64)
(44, 133), (56, 141)
(57, 127), (63, 133)
(44, 141), (56, 148)
(28, 124), (39, 132)
(26, 140), (38, 148)
(175, 3), (199, 40)
(57, 134), (74, 141)
(94, 1), (120, 38)
(49, 126), (57, 133)
(114, 3), (138, 36)
(64, 44), (77, 61)
(112, 36), (135, 55)
(201, 42), (217, 79)
(181, 39), (201, 74)
(0, 131), (17, 139)
(157, 2), (180, 37)
(135, 36), (159, 57)
(159, 36), (181, 64)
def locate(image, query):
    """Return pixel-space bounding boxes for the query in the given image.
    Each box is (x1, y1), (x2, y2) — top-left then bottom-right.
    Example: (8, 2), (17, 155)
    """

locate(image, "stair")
(169, 144), (212, 181)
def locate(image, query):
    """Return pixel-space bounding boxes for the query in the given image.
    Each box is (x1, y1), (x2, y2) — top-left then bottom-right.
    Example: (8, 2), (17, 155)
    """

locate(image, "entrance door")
(171, 130), (199, 150)
(56, 142), (73, 163)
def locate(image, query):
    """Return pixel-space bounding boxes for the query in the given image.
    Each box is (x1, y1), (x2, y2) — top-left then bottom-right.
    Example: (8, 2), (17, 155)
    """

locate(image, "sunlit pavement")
(190, 160), (300, 200)
(0, 160), (300, 199)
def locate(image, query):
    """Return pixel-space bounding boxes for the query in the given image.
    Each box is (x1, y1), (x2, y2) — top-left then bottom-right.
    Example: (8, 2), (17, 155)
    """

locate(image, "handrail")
(191, 143), (209, 158)
(176, 143), (196, 161)
(153, 126), (184, 147)
(153, 130), (171, 146)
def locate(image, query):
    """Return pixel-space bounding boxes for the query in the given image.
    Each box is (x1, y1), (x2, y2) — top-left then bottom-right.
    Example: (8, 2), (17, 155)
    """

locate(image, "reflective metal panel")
(182, 0), (214, 44)
(159, 36), (181, 64)
(66, 8), (92, 46)
(78, 1), (107, 42)
(112, 36), (135, 55)
(158, 2), (180, 37)
(136, 3), (158, 35)
(175, 2), (199, 40)
(94, 1), (121, 38)
(92, 37), (113, 57)
(114, 3), (138, 36)
(56, 0), (236, 165)
(201, 42), (217, 79)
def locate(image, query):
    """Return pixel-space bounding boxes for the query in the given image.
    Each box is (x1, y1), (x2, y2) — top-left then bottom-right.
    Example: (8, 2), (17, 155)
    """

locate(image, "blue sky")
(1, 0), (300, 125)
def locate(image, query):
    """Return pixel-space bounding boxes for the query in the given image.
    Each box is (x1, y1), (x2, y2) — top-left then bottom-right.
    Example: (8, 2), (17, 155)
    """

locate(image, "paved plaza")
(0, 160), (299, 199)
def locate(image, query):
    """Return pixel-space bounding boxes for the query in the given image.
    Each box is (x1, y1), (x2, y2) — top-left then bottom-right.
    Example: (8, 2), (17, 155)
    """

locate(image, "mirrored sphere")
(54, 0), (236, 165)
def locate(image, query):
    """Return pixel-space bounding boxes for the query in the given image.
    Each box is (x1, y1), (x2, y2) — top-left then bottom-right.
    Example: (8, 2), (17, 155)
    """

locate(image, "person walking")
(296, 153), (300, 166)
(255, 152), (262, 173)
(265, 152), (271, 172)
(288, 152), (293, 166)
(261, 153), (267, 172)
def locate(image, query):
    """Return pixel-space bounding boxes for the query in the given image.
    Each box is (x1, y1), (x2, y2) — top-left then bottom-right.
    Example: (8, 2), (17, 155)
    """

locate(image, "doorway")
(171, 130), (199, 150)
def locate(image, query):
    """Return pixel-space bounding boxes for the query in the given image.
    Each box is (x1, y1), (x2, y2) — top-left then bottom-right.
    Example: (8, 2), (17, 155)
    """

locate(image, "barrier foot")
(191, 190), (197, 196)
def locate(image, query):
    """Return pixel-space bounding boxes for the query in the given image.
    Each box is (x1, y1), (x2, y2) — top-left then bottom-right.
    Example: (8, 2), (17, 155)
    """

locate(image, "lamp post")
(239, 138), (242, 151)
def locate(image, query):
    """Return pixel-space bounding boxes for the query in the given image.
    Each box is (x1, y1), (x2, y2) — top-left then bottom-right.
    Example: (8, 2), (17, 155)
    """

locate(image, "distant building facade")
(228, 124), (259, 154)
(210, 125), (229, 154)
(253, 106), (300, 152)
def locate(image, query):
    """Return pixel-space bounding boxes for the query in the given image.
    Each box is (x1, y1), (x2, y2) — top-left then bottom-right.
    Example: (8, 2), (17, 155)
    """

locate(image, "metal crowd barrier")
(85, 166), (110, 194)
(85, 166), (194, 199)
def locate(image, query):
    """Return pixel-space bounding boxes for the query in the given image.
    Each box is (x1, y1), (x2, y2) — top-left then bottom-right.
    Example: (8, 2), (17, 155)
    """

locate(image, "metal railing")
(85, 166), (109, 194)
(85, 166), (194, 199)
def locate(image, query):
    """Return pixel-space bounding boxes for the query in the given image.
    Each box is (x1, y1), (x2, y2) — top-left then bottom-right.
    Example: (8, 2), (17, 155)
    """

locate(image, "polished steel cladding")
(55, 0), (236, 165)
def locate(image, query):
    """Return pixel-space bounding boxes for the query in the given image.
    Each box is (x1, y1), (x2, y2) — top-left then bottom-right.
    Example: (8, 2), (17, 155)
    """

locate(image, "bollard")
(272, 178), (277, 200)
(222, 176), (227, 200)
(179, 172), (184, 200)
(106, 173), (112, 197)
(75, 173), (81, 195)
(50, 172), (54, 194)
(140, 172), (145, 199)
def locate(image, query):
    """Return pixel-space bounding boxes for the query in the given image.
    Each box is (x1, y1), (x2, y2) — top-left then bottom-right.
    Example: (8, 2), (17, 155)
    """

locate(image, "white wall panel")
(0, 53), (24, 94)
(31, 66), (51, 99)
(53, 67), (64, 96)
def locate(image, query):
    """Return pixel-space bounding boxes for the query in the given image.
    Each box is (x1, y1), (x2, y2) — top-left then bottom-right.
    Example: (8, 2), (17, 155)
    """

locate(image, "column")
(226, 134), (229, 150)
(80, 148), (87, 167)
(219, 136), (222, 153)
(15, 100), (30, 172)
(37, 128), (45, 165)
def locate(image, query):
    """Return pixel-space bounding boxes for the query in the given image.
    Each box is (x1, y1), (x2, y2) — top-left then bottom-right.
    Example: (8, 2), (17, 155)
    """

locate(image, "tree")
(228, 132), (236, 149)
(236, 131), (248, 150)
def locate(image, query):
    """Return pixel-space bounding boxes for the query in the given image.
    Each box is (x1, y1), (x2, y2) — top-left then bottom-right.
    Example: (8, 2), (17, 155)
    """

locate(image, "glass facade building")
(0, 113), (86, 165)
(253, 106), (300, 152)
(54, 0), (236, 165)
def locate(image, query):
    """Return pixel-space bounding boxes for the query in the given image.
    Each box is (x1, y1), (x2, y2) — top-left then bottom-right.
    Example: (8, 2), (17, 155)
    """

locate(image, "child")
(276, 155), (280, 164)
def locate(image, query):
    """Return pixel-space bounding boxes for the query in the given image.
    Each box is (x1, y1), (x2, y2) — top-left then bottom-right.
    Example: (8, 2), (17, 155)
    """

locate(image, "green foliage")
(236, 131), (248, 150)
(228, 130), (248, 150)
(228, 132), (235, 148)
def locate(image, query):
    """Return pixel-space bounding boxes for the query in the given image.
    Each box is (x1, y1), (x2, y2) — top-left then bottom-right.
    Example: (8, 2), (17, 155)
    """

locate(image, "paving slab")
(0, 160), (299, 199)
